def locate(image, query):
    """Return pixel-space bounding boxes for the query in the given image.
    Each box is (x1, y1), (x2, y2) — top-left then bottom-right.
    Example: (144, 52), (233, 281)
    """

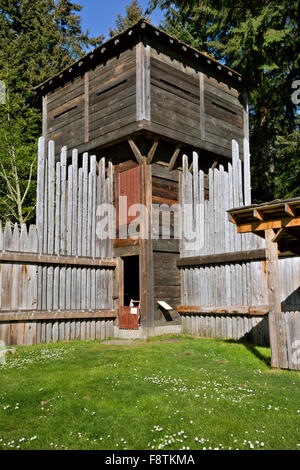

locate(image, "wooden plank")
(42, 96), (48, 138)
(0, 310), (117, 321)
(265, 229), (288, 368)
(47, 141), (55, 254)
(177, 249), (266, 267)
(199, 72), (205, 140)
(90, 155), (97, 310)
(235, 217), (300, 234)
(2, 223), (13, 311)
(243, 137), (251, 206)
(0, 252), (117, 267)
(147, 139), (159, 164)
(136, 42), (151, 121)
(128, 139), (144, 164)
(168, 144), (182, 172)
(84, 71), (89, 143)
(177, 305), (269, 315)
(139, 162), (154, 328)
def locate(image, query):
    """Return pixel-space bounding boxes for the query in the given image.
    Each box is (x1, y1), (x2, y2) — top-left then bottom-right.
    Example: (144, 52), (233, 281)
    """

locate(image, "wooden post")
(42, 96), (47, 140)
(84, 72), (89, 143)
(199, 72), (205, 141)
(136, 42), (151, 122)
(114, 257), (124, 326)
(265, 229), (288, 368)
(139, 161), (154, 329)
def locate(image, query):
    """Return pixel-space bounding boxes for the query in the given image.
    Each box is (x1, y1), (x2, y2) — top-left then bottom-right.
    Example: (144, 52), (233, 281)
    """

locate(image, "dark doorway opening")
(123, 256), (140, 307)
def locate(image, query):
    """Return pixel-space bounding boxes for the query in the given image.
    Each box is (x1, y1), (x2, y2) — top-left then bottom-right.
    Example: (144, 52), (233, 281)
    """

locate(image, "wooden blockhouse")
(35, 19), (250, 330)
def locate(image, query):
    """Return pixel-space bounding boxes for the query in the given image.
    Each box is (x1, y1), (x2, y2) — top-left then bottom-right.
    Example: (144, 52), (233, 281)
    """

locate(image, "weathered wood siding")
(47, 76), (85, 153)
(153, 252), (181, 325)
(151, 164), (181, 324)
(281, 311), (300, 370)
(45, 48), (137, 154)
(44, 42), (244, 160)
(151, 166), (179, 240)
(150, 48), (244, 158)
(88, 47), (137, 146)
(150, 49), (200, 145)
(179, 139), (300, 346)
(0, 138), (118, 346)
(181, 314), (269, 345)
(204, 75), (244, 155)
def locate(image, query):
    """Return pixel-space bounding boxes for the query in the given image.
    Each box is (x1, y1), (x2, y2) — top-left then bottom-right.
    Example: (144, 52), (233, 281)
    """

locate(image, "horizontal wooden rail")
(177, 249), (266, 267)
(0, 310), (117, 322)
(177, 305), (269, 316)
(177, 249), (296, 267)
(236, 217), (300, 234)
(0, 252), (117, 268)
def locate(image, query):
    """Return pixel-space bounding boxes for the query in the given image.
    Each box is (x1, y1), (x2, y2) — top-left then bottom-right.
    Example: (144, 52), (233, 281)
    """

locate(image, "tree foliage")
(0, 0), (104, 225)
(148, 0), (300, 202)
(109, 0), (149, 37)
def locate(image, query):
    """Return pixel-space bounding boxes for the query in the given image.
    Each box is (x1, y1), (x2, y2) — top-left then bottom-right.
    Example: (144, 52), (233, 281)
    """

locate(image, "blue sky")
(78, 0), (165, 41)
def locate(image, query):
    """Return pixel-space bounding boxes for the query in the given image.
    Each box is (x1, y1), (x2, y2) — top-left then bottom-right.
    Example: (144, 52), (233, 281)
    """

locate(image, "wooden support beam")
(228, 213), (238, 224)
(272, 228), (286, 243)
(285, 203), (296, 217)
(177, 249), (267, 267)
(84, 71), (89, 143)
(136, 42), (151, 122)
(177, 305), (269, 316)
(168, 144), (182, 171)
(265, 229), (288, 369)
(116, 257), (124, 312)
(0, 252), (117, 268)
(139, 161), (154, 329)
(199, 71), (206, 140)
(236, 217), (300, 233)
(147, 139), (159, 164)
(253, 209), (264, 221)
(42, 95), (47, 139)
(0, 310), (117, 322)
(128, 139), (144, 165)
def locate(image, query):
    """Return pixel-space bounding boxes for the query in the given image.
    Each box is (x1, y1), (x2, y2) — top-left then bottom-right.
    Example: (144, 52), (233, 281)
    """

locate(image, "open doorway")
(123, 256), (140, 307)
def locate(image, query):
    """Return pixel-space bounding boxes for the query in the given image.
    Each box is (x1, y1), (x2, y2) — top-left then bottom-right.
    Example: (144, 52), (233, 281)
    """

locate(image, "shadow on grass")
(225, 339), (271, 367)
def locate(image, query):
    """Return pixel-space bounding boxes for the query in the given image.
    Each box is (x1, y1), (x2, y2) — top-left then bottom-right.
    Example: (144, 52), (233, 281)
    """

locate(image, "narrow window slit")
(97, 79), (128, 96)
(212, 101), (237, 115)
(54, 105), (78, 119)
(159, 78), (192, 96)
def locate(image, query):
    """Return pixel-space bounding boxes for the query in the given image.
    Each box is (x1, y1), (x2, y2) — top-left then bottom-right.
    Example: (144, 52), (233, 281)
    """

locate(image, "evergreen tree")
(109, 0), (149, 37)
(0, 0), (104, 225)
(148, 0), (300, 202)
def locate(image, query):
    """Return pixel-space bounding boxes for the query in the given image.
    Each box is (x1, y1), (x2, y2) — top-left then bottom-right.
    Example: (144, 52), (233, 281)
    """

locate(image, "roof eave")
(34, 19), (251, 95)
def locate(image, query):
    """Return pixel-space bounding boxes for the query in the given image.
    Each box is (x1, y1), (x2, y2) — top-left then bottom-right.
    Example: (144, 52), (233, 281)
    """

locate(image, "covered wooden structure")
(229, 197), (300, 369)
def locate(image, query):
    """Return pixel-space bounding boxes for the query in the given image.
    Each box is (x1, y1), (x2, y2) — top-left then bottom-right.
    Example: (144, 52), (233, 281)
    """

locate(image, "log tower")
(35, 20), (250, 331)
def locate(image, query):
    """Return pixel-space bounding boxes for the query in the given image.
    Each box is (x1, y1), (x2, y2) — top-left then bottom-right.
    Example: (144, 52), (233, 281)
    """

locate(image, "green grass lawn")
(0, 335), (300, 451)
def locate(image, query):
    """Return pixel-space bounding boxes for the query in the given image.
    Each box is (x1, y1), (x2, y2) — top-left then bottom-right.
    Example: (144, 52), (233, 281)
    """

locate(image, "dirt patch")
(101, 339), (145, 346)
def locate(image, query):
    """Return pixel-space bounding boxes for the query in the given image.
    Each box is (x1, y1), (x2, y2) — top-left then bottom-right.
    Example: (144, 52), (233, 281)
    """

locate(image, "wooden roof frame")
(228, 197), (300, 255)
(229, 197), (300, 369)
(34, 19), (252, 96)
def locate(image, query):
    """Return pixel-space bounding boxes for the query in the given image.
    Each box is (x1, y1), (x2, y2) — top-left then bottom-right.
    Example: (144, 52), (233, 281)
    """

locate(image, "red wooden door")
(119, 306), (139, 330)
(119, 167), (139, 226)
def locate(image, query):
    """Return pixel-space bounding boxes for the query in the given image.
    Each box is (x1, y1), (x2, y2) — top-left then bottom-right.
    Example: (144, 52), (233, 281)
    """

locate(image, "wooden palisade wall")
(179, 139), (300, 349)
(0, 138), (118, 345)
